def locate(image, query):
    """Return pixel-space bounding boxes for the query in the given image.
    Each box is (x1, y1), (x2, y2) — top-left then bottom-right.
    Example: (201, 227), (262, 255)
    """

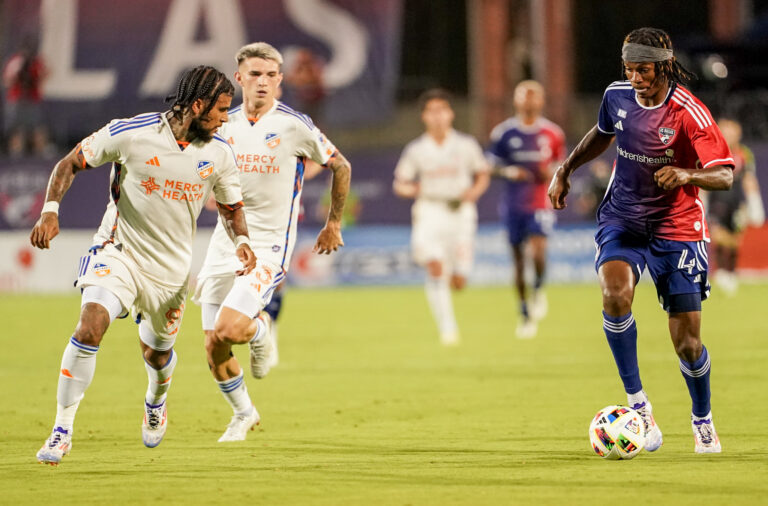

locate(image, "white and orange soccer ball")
(589, 405), (646, 460)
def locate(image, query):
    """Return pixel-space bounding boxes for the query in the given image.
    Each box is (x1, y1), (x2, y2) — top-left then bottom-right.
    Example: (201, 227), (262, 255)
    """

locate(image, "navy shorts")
(505, 209), (554, 246)
(595, 225), (710, 312)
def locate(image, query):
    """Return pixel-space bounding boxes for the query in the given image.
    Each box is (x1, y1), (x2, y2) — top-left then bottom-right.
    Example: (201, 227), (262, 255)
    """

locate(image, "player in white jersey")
(194, 42), (351, 442)
(30, 66), (257, 465)
(393, 89), (490, 345)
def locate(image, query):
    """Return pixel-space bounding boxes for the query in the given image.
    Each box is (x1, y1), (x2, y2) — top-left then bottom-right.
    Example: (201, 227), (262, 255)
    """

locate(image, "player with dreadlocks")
(32, 65), (256, 465)
(548, 27), (733, 453)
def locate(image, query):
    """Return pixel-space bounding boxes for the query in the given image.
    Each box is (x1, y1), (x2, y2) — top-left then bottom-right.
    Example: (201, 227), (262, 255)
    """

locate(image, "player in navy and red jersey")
(548, 27), (734, 454)
(487, 81), (566, 338)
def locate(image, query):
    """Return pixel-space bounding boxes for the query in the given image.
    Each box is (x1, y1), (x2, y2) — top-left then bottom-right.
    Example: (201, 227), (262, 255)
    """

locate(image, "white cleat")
(37, 426), (72, 466)
(440, 330), (460, 346)
(692, 412), (722, 453)
(531, 291), (549, 321)
(142, 401), (168, 448)
(250, 313), (275, 379)
(632, 400), (663, 451)
(217, 407), (261, 442)
(515, 318), (537, 339)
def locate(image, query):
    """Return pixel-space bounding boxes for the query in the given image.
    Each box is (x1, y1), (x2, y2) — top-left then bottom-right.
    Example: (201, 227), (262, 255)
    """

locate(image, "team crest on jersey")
(93, 263), (111, 277)
(196, 160), (214, 180)
(658, 127), (676, 145)
(265, 133), (281, 149)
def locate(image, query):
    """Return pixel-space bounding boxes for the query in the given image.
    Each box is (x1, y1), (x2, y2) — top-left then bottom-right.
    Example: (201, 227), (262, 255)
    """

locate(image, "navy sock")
(602, 311), (642, 394)
(680, 345), (711, 417)
(264, 290), (283, 321)
(520, 301), (529, 320)
(534, 275), (544, 291)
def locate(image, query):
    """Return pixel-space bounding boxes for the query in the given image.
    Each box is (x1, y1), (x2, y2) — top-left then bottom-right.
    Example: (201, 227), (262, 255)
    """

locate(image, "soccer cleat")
(249, 313), (274, 379)
(531, 291), (549, 321)
(515, 318), (537, 339)
(440, 330), (460, 346)
(631, 400), (663, 451)
(692, 413), (721, 453)
(142, 401), (167, 448)
(37, 426), (72, 466)
(217, 407), (261, 442)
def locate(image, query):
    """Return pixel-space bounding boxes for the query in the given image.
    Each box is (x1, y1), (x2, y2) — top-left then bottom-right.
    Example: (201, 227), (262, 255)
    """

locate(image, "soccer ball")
(589, 405), (646, 460)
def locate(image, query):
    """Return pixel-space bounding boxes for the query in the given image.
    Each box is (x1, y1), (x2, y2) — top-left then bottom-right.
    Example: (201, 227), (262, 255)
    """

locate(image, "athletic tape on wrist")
(42, 201), (60, 215)
(234, 235), (250, 248)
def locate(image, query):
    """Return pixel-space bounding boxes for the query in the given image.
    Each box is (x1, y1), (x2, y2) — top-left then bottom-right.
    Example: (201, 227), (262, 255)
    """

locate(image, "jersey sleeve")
(596, 92), (615, 135)
(80, 121), (126, 167)
(684, 107), (734, 169)
(468, 138), (489, 173)
(295, 124), (337, 165)
(486, 124), (508, 166)
(394, 143), (418, 182)
(212, 147), (244, 205)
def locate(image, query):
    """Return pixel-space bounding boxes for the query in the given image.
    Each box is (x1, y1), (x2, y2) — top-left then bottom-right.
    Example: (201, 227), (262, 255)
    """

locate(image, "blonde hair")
(235, 42), (283, 68)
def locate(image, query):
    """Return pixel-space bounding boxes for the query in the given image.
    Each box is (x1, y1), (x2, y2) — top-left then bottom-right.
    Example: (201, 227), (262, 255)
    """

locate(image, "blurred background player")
(393, 89), (489, 346)
(2, 36), (49, 157)
(194, 42), (351, 442)
(487, 80), (566, 338)
(549, 27), (734, 454)
(31, 66), (255, 465)
(706, 118), (765, 296)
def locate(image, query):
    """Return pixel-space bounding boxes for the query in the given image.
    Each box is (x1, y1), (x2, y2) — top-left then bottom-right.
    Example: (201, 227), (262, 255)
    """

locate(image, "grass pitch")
(1, 282), (767, 505)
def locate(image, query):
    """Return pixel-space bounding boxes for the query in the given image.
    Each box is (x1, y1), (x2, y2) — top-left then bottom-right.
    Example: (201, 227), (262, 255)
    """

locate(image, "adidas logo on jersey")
(614, 120), (624, 131)
(146, 156), (160, 166)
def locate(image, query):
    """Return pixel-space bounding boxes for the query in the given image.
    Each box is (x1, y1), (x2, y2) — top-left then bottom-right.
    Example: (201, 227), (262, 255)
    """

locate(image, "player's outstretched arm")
(30, 144), (88, 249)
(216, 201), (256, 275)
(548, 126), (613, 210)
(314, 150), (351, 255)
(653, 164), (733, 191)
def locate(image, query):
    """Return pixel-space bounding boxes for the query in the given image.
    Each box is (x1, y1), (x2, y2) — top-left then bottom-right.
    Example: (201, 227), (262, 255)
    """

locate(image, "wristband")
(234, 235), (250, 248)
(41, 201), (60, 216)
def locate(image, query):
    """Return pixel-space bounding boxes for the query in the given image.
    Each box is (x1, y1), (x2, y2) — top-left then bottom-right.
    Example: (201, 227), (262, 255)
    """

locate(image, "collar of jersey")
(234, 99), (280, 124)
(511, 116), (544, 133)
(633, 82), (675, 110)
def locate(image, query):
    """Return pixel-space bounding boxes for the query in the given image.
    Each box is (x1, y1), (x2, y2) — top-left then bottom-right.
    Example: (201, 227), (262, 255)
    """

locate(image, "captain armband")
(218, 200), (244, 212)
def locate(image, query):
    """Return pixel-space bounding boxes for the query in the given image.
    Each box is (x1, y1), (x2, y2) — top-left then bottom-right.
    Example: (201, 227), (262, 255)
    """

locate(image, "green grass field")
(1, 283), (767, 505)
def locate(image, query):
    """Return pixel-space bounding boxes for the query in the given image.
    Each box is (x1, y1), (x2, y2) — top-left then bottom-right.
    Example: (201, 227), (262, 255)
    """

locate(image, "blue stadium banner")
(1, 0), (403, 137)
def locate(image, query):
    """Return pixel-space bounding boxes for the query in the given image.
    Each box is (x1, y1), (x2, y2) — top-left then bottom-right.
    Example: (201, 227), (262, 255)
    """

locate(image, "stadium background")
(2, 2), (768, 504)
(1, 0), (766, 292)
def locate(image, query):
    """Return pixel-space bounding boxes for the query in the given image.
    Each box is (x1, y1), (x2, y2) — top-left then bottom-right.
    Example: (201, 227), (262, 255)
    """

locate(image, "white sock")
(216, 370), (254, 416)
(249, 317), (267, 344)
(144, 349), (177, 406)
(627, 390), (649, 408)
(425, 277), (457, 335)
(55, 337), (99, 430)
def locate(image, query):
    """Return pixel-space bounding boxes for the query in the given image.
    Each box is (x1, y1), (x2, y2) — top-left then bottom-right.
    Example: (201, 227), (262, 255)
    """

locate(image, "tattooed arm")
(313, 151), (351, 254)
(30, 144), (89, 249)
(216, 201), (256, 275)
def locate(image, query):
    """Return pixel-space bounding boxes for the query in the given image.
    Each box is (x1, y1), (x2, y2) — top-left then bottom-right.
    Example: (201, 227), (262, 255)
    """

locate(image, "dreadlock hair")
(165, 65), (234, 119)
(622, 27), (697, 85)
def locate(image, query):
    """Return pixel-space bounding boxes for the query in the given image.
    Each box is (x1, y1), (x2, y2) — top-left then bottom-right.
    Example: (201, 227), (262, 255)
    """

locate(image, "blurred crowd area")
(1, 0), (767, 227)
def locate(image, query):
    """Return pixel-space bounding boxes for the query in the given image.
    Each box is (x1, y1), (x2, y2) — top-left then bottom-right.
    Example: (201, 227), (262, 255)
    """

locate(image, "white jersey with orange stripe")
(197, 100), (336, 279)
(81, 112), (243, 287)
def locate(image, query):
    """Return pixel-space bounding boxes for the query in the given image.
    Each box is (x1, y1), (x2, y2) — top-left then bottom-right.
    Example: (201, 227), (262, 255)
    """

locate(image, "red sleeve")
(682, 98), (734, 169)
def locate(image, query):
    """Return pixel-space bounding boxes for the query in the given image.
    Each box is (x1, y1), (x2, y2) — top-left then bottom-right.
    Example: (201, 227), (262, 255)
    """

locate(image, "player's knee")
(601, 284), (633, 316)
(451, 275), (466, 290)
(144, 347), (172, 369)
(72, 321), (105, 347)
(674, 335), (702, 363)
(426, 260), (443, 278)
(213, 315), (252, 345)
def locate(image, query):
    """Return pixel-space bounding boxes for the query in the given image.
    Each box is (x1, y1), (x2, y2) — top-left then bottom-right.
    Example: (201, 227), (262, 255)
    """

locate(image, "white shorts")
(76, 243), (187, 348)
(411, 199), (477, 276)
(195, 258), (284, 330)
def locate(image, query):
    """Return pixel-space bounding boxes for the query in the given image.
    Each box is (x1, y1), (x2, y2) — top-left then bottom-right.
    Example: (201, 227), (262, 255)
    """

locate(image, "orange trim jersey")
(82, 112), (243, 286)
(197, 101), (335, 278)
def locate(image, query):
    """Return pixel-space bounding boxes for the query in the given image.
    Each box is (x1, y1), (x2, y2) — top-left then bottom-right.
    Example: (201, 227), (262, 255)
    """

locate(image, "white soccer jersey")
(81, 112), (243, 286)
(198, 100), (336, 278)
(395, 129), (487, 201)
